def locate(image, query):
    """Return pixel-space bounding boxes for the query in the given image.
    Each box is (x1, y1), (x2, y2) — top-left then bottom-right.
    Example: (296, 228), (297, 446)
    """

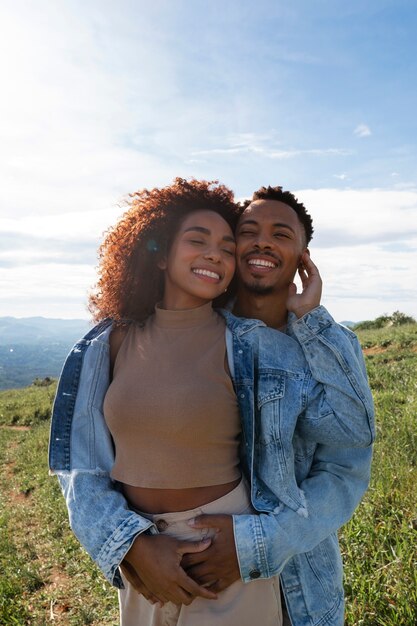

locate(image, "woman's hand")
(123, 533), (218, 605)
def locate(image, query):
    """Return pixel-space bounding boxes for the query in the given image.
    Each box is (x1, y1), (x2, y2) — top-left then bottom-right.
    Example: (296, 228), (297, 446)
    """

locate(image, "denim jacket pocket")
(256, 371), (285, 446)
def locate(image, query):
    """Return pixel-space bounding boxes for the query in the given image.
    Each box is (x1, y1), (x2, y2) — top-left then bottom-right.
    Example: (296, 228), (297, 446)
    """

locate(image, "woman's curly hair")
(89, 178), (239, 323)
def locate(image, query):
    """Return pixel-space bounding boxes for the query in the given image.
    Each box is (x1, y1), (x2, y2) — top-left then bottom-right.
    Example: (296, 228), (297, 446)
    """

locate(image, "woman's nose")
(203, 247), (221, 261)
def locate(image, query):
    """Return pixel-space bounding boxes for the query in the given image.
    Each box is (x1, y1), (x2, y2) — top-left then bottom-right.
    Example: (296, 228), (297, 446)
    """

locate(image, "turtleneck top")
(103, 303), (241, 488)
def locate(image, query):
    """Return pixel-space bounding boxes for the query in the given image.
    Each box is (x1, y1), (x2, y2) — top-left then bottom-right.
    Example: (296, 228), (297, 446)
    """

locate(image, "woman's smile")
(160, 210), (236, 310)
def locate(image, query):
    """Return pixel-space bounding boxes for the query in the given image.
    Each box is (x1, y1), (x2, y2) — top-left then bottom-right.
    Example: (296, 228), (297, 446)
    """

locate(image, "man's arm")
(183, 443), (372, 588)
(55, 469), (154, 588)
(234, 443), (372, 581)
(290, 306), (375, 447)
(286, 254), (374, 447)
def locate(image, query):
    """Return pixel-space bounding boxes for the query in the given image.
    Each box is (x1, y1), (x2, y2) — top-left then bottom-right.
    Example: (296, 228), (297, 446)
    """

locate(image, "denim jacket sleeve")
(288, 306), (375, 447)
(233, 443), (372, 582)
(49, 324), (157, 588)
(55, 470), (156, 587)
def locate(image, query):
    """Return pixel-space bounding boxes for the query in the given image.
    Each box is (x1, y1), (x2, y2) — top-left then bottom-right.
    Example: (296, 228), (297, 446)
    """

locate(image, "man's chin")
(243, 280), (275, 295)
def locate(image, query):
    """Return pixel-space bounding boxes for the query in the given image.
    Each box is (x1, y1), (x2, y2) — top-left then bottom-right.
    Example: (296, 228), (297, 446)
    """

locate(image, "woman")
(86, 178), (283, 625)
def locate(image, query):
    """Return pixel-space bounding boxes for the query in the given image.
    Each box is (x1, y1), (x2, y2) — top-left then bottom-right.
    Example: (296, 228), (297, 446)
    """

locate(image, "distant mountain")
(0, 315), (360, 391)
(340, 320), (357, 329)
(0, 317), (92, 390)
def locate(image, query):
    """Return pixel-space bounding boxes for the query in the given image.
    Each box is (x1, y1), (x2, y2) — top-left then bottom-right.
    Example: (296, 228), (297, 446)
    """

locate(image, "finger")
(209, 579), (228, 593)
(183, 562), (211, 580)
(176, 537), (211, 556)
(120, 563), (166, 605)
(181, 541), (216, 568)
(179, 571), (218, 600)
(188, 514), (225, 530)
(187, 567), (217, 587)
(288, 281), (298, 296)
(302, 253), (320, 275)
(165, 587), (194, 606)
(298, 266), (308, 285)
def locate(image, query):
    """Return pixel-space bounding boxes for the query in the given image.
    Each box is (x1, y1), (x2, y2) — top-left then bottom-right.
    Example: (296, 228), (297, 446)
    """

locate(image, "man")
(49, 185), (374, 625)
(175, 186), (374, 623)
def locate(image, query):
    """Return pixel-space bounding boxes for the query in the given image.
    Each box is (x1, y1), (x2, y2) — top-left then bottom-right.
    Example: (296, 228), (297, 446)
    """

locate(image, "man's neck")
(233, 287), (288, 330)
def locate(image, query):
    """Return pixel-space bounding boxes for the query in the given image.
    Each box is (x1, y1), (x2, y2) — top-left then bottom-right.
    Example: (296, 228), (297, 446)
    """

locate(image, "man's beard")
(243, 279), (275, 295)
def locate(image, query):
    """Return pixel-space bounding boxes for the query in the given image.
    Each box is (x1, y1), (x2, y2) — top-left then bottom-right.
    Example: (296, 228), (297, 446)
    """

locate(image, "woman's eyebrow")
(183, 226), (235, 242)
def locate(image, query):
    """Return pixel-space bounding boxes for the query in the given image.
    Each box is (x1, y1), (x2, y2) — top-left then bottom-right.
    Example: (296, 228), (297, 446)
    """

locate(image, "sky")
(1, 0), (416, 323)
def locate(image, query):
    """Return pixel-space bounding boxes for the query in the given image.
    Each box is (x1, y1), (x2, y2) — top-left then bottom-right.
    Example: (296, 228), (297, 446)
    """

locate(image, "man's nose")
(253, 233), (273, 249)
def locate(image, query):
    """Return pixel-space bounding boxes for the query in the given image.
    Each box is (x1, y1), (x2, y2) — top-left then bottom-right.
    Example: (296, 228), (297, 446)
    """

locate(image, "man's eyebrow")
(272, 222), (296, 234)
(183, 226), (235, 243)
(237, 219), (258, 228)
(237, 219), (295, 234)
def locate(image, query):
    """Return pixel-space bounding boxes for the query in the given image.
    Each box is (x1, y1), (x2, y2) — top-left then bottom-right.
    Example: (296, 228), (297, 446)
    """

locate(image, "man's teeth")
(193, 268), (220, 280)
(248, 259), (276, 268)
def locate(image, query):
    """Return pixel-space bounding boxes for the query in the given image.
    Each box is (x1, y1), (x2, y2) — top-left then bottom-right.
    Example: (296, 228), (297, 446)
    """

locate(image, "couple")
(49, 178), (374, 626)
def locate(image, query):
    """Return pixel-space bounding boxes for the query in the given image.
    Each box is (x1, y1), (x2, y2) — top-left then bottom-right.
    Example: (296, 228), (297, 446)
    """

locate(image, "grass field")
(0, 323), (416, 625)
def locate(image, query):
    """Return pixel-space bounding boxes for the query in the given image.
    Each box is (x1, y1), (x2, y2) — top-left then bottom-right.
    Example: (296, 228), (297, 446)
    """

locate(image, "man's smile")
(248, 258), (277, 269)
(243, 253), (280, 274)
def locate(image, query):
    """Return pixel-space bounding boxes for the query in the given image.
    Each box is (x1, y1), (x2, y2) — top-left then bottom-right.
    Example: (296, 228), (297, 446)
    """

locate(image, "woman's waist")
(123, 477), (242, 514)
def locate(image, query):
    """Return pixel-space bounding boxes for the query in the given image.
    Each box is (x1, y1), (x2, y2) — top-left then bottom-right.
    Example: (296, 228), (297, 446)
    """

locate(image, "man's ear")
(157, 257), (167, 270)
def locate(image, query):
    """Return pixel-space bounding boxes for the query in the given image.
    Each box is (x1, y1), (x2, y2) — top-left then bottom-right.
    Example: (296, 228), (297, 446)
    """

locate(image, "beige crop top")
(103, 302), (241, 488)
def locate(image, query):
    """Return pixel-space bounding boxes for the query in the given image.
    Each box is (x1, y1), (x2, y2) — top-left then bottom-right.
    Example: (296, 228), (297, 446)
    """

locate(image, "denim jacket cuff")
(232, 514), (269, 583)
(289, 305), (335, 342)
(98, 514), (157, 588)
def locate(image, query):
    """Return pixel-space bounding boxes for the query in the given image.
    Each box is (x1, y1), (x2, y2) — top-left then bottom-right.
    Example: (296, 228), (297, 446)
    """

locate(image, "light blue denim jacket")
(49, 306), (374, 626)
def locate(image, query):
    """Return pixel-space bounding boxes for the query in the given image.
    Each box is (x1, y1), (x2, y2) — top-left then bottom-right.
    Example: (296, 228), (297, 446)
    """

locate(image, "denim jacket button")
(156, 519), (168, 531)
(249, 569), (261, 579)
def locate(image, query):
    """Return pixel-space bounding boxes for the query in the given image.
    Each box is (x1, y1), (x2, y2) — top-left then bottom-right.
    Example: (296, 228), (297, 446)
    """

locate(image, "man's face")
(235, 199), (307, 295)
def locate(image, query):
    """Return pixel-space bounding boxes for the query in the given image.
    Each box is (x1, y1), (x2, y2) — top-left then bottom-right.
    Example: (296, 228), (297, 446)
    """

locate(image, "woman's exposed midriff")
(122, 477), (242, 514)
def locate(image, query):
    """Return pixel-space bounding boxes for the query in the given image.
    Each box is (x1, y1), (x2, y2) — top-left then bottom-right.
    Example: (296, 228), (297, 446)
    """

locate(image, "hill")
(0, 317), (91, 390)
(0, 322), (416, 623)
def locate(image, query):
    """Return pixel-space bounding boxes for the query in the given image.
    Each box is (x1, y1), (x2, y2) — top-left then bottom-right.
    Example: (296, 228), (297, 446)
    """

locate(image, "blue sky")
(1, 0), (416, 321)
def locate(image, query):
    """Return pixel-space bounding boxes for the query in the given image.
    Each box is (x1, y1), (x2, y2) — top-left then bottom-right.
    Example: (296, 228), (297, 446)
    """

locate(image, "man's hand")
(120, 559), (162, 606)
(286, 252), (322, 318)
(181, 514), (240, 593)
(123, 533), (217, 605)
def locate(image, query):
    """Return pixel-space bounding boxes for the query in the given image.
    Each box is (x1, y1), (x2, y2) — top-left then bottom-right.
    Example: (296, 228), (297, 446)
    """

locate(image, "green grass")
(0, 382), (57, 427)
(339, 324), (417, 625)
(0, 390), (118, 625)
(0, 324), (416, 624)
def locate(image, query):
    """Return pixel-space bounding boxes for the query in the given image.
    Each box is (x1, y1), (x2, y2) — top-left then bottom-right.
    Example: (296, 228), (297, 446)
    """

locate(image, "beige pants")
(119, 479), (282, 626)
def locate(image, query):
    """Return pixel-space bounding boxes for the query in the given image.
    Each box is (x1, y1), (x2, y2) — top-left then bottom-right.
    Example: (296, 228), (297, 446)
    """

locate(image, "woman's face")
(160, 210), (236, 310)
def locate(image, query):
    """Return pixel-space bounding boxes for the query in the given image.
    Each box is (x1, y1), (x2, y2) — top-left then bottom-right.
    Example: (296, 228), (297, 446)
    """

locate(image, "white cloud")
(0, 2), (415, 323)
(354, 124), (371, 137)
(193, 142), (352, 160)
(291, 188), (417, 321)
(1, 188), (416, 323)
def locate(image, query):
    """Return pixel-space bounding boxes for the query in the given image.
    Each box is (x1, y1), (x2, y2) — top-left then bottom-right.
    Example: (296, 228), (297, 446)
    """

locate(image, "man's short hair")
(245, 185), (314, 245)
